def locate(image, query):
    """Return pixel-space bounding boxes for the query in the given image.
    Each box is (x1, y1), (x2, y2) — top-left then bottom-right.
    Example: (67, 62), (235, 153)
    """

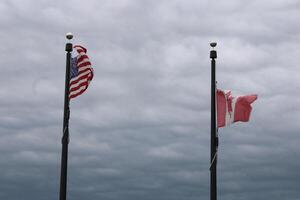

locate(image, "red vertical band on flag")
(217, 89), (227, 128)
(233, 95), (257, 123)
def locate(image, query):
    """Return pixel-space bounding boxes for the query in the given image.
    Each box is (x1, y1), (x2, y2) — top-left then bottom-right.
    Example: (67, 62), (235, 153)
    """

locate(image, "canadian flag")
(217, 89), (257, 128)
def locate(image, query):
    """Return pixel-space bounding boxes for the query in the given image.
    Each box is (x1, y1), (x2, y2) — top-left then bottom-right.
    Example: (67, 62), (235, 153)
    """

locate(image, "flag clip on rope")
(209, 150), (218, 170)
(62, 127), (69, 144)
(69, 45), (94, 99)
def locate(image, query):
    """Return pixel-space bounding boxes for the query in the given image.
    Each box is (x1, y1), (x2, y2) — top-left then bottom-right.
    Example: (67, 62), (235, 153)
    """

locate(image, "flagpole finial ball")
(66, 32), (73, 40)
(210, 42), (217, 48)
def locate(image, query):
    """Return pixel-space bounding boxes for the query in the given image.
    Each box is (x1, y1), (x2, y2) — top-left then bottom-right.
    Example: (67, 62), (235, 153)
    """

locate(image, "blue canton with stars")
(70, 57), (78, 79)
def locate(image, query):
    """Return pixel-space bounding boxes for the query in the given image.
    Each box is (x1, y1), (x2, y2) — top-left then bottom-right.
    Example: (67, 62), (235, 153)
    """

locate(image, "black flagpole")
(210, 42), (218, 200)
(59, 33), (73, 200)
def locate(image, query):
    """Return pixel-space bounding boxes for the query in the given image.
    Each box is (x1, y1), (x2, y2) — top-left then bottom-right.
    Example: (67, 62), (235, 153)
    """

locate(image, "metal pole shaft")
(210, 45), (217, 200)
(59, 42), (72, 200)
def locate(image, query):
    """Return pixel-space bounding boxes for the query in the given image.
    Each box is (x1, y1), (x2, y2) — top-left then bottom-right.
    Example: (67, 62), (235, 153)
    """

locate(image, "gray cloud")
(0, 0), (299, 200)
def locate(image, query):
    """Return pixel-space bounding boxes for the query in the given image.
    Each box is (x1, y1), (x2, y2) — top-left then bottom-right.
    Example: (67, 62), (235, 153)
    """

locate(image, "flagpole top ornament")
(210, 42), (217, 48)
(210, 42), (217, 59)
(66, 32), (73, 40)
(65, 33), (73, 52)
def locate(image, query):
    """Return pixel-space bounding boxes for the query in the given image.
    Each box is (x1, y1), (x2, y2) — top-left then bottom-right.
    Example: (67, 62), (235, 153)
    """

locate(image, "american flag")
(69, 45), (94, 99)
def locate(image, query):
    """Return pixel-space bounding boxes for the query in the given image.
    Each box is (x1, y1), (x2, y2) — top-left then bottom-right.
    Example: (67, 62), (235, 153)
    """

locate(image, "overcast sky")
(0, 0), (300, 200)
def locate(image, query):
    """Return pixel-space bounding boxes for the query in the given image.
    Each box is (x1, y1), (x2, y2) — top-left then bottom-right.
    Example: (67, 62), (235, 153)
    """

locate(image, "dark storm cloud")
(0, 0), (299, 200)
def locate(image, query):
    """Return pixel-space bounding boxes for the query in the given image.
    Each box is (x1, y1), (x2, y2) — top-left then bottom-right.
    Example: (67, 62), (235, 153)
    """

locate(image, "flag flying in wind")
(69, 45), (94, 99)
(217, 89), (257, 128)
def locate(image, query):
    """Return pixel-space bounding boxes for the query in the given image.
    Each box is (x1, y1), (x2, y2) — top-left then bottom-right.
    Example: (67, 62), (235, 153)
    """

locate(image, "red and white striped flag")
(217, 89), (257, 128)
(69, 45), (94, 99)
